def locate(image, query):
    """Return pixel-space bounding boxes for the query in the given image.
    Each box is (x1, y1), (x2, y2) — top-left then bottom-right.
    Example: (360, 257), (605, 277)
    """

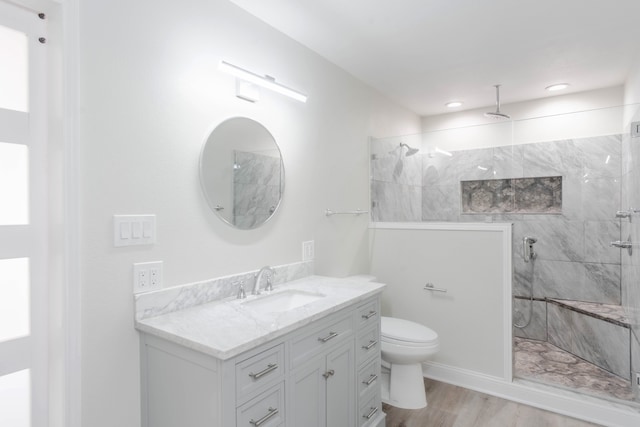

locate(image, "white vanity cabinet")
(139, 295), (384, 427)
(289, 311), (356, 427)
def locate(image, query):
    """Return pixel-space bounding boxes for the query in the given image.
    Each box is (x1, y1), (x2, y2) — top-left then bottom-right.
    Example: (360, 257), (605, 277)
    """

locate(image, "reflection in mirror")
(200, 117), (284, 229)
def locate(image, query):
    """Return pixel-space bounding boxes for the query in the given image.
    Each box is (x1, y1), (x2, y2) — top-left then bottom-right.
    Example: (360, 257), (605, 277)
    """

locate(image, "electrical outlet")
(133, 261), (163, 293)
(149, 265), (161, 288)
(302, 240), (314, 261)
(137, 269), (148, 288)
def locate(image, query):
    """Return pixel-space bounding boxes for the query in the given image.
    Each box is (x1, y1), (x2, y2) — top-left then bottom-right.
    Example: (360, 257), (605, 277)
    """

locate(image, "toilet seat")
(381, 316), (438, 346)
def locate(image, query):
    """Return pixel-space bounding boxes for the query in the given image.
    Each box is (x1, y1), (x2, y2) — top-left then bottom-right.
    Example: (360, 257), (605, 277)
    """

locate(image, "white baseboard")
(422, 361), (640, 427)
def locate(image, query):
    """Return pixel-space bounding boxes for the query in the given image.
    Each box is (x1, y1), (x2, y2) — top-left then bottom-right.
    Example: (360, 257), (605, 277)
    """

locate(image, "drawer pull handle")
(363, 406), (378, 420)
(363, 374), (378, 386)
(248, 363), (278, 380)
(362, 310), (377, 320)
(318, 331), (339, 343)
(250, 407), (278, 426)
(362, 340), (378, 350)
(322, 369), (335, 379)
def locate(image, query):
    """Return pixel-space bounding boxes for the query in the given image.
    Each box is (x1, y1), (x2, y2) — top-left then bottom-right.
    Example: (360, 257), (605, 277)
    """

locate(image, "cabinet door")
(290, 357), (325, 427)
(326, 342), (355, 427)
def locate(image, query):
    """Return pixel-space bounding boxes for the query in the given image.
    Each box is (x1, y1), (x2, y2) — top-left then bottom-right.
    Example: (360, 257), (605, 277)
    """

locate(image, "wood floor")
(383, 379), (600, 427)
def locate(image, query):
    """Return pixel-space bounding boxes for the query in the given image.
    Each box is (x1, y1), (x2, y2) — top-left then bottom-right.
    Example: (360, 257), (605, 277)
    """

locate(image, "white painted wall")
(419, 86), (625, 152)
(77, 0), (420, 426)
(624, 59), (640, 105)
(422, 86), (624, 131)
(369, 223), (510, 379)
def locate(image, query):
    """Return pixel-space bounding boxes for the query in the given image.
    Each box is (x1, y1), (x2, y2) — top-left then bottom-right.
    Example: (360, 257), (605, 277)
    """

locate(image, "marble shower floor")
(514, 337), (636, 403)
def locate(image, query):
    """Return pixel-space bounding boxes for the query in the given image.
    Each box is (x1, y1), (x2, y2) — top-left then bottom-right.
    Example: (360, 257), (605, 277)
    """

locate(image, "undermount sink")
(241, 289), (325, 313)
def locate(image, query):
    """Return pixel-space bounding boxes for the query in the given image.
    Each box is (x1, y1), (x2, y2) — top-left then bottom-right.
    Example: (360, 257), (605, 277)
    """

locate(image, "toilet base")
(381, 362), (427, 410)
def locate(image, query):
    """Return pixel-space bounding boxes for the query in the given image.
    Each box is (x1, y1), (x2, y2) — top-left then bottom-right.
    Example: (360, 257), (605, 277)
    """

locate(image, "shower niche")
(461, 176), (562, 214)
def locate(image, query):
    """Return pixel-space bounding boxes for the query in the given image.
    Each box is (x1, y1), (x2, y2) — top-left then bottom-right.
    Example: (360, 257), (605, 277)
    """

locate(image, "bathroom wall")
(77, 0), (420, 426)
(370, 224), (509, 379)
(371, 132), (624, 320)
(370, 134), (423, 221)
(421, 86), (624, 133)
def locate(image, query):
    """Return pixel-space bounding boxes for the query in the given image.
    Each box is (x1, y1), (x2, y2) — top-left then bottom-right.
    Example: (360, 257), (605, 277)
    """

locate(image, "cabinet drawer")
(236, 382), (285, 427)
(357, 300), (379, 330)
(291, 313), (353, 368)
(236, 344), (285, 400)
(358, 391), (382, 427)
(356, 324), (380, 365)
(357, 358), (381, 400)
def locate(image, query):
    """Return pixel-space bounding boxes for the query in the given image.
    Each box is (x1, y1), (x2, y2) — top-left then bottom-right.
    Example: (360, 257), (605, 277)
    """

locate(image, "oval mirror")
(200, 117), (284, 230)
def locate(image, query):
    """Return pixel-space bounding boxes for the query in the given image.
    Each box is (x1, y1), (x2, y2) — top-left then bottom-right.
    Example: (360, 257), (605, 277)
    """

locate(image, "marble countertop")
(135, 275), (385, 360)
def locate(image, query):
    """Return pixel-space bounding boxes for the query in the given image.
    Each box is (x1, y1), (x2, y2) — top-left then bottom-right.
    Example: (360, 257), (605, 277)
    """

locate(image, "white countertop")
(135, 275), (385, 360)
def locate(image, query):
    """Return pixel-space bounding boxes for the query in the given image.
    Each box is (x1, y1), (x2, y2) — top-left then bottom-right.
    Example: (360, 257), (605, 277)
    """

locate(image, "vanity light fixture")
(219, 61), (308, 103)
(445, 101), (463, 108)
(545, 83), (570, 92)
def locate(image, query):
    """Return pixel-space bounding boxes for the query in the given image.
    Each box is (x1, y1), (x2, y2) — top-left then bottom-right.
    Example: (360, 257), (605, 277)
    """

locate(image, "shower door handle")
(610, 240), (632, 248)
(610, 240), (633, 256)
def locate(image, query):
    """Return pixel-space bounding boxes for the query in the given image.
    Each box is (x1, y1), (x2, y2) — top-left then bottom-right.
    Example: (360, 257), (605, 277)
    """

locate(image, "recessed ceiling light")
(445, 101), (463, 108)
(545, 83), (570, 92)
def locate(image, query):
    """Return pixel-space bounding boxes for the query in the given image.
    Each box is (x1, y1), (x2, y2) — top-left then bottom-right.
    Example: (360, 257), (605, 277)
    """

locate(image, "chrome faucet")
(234, 280), (246, 299)
(253, 266), (276, 295)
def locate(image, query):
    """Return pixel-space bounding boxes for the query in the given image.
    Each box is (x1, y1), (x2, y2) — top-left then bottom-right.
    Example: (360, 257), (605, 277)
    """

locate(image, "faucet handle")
(234, 280), (246, 299)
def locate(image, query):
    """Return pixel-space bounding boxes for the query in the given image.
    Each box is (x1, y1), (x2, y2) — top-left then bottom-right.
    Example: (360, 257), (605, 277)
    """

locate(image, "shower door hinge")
(632, 121), (640, 138)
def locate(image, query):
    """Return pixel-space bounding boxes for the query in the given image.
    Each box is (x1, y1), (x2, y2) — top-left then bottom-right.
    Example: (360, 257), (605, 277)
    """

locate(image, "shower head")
(485, 84), (511, 120)
(399, 142), (420, 156)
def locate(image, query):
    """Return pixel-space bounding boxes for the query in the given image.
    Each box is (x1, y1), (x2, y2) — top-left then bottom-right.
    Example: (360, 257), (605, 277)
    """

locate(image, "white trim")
(62, 0), (81, 426)
(28, 10), (49, 426)
(369, 221), (513, 233)
(422, 361), (640, 427)
(501, 225), (513, 382)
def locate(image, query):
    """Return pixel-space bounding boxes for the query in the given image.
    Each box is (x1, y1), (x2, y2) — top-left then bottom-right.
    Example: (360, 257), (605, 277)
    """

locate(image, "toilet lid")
(381, 316), (438, 343)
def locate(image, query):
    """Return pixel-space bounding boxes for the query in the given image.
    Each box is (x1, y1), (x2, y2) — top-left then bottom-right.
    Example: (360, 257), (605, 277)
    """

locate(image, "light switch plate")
(114, 215), (156, 247)
(133, 261), (163, 293)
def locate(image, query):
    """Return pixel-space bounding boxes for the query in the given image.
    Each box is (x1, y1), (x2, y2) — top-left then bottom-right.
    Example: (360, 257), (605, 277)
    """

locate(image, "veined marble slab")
(134, 260), (313, 321)
(135, 275), (385, 360)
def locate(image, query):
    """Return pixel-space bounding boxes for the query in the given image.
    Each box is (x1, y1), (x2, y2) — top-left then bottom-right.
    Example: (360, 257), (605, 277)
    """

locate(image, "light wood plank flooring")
(383, 379), (600, 427)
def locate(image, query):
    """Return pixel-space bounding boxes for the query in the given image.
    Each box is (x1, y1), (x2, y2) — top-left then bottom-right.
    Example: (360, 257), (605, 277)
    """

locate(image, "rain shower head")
(485, 84), (511, 120)
(399, 142), (419, 156)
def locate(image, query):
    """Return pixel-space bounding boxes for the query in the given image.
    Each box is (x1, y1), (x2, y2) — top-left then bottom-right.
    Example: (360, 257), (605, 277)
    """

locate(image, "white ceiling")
(229, 0), (640, 116)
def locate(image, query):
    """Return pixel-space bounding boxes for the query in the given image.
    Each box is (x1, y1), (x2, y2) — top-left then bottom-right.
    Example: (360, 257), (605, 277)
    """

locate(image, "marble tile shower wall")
(371, 134), (624, 331)
(621, 113), (640, 399)
(233, 151), (282, 229)
(370, 138), (423, 221)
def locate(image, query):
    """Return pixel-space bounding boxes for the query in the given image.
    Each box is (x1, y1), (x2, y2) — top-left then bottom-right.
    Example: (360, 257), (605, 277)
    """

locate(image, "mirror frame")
(199, 117), (285, 230)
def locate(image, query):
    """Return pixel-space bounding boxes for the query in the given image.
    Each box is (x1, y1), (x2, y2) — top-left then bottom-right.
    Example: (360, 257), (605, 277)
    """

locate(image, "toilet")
(381, 316), (439, 409)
